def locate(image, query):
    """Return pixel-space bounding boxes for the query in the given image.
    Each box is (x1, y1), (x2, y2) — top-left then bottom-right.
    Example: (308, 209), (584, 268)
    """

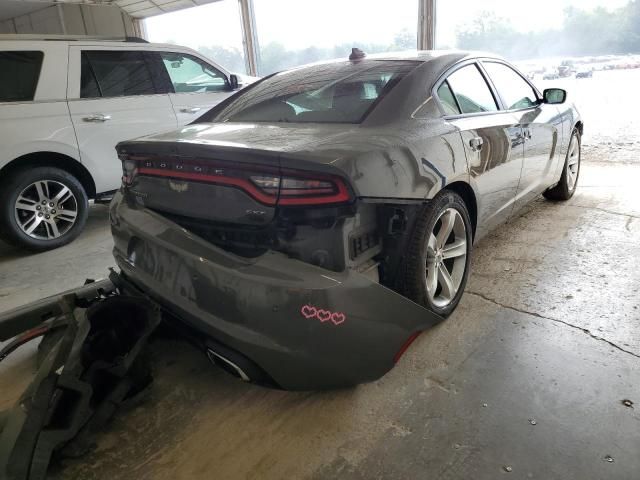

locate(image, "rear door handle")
(180, 107), (202, 114)
(469, 137), (484, 152)
(523, 128), (532, 140)
(83, 114), (111, 123)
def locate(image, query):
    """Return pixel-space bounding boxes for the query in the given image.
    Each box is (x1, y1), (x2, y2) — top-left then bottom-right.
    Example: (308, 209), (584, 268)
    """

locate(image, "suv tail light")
(120, 155), (353, 207)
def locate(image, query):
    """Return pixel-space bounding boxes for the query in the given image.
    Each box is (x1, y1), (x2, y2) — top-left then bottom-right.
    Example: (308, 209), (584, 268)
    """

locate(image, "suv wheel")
(0, 167), (89, 251)
(399, 190), (473, 318)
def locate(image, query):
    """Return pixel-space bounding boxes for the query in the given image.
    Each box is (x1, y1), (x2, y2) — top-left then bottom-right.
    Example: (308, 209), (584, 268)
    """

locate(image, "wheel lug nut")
(41, 200), (46, 205)
(51, 209), (56, 214)
(45, 214), (50, 219)
(49, 202), (54, 207)
(36, 206), (41, 210)
(38, 213), (43, 217)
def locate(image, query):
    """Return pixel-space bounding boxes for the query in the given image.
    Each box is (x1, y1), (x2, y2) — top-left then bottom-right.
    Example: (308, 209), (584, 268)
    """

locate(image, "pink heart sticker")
(316, 309), (332, 322)
(301, 305), (317, 319)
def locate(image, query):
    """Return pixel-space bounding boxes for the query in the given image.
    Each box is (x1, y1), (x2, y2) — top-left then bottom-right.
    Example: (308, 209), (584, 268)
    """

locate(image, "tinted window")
(446, 64), (498, 114)
(161, 53), (228, 93)
(81, 51), (156, 98)
(80, 53), (101, 98)
(483, 62), (538, 110)
(437, 80), (460, 115)
(0, 51), (43, 102)
(209, 60), (418, 124)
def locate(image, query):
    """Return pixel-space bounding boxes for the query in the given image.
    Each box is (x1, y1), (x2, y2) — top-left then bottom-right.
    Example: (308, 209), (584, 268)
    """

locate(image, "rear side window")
(436, 80), (460, 115)
(80, 53), (101, 98)
(81, 51), (157, 98)
(444, 64), (498, 114)
(0, 51), (43, 102)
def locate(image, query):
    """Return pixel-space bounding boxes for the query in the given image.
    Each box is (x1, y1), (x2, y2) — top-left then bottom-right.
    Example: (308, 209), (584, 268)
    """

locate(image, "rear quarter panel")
(0, 102), (79, 168)
(0, 43), (78, 170)
(284, 120), (469, 201)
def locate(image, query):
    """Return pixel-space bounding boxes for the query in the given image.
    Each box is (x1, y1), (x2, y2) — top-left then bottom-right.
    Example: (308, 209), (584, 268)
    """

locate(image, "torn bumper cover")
(110, 192), (442, 390)
(0, 281), (161, 480)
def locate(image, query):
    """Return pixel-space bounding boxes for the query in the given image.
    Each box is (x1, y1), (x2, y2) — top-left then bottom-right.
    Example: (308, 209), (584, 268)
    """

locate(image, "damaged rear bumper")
(110, 192), (442, 390)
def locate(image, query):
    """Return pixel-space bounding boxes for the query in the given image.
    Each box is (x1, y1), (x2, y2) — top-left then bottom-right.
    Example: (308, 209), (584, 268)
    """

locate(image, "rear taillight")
(121, 155), (353, 207)
(249, 173), (351, 206)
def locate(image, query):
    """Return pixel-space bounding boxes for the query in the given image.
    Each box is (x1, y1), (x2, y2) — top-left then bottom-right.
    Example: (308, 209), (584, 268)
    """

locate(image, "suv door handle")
(83, 114), (111, 123)
(523, 128), (532, 140)
(180, 107), (202, 114)
(469, 137), (484, 152)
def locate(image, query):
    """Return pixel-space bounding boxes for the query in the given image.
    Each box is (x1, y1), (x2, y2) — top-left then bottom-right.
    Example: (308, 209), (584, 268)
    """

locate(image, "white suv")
(0, 36), (255, 250)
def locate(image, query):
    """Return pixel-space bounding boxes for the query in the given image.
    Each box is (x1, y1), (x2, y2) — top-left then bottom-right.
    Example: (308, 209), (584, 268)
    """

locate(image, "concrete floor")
(1, 153), (639, 479)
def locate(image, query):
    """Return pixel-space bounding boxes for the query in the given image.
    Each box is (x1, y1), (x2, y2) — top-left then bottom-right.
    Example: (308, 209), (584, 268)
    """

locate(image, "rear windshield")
(209, 60), (418, 124)
(0, 51), (44, 102)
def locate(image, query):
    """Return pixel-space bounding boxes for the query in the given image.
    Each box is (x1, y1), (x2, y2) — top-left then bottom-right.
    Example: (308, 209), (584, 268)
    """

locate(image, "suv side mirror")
(229, 74), (239, 90)
(543, 88), (567, 104)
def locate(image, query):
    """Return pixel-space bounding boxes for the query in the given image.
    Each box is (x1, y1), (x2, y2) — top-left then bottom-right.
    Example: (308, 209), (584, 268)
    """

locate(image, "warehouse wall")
(0, 4), (139, 37)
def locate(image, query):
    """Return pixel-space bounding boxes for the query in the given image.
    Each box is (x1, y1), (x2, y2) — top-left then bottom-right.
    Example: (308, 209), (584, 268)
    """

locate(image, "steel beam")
(417, 0), (436, 50)
(238, 0), (260, 76)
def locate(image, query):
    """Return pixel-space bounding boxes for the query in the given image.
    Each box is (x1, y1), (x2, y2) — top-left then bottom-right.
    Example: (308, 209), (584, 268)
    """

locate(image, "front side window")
(161, 53), (228, 93)
(0, 51), (43, 102)
(483, 62), (538, 110)
(207, 60), (418, 124)
(81, 51), (156, 98)
(445, 64), (498, 114)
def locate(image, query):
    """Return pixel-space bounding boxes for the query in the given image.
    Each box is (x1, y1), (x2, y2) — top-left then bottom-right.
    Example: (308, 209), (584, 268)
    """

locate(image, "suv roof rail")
(0, 34), (149, 43)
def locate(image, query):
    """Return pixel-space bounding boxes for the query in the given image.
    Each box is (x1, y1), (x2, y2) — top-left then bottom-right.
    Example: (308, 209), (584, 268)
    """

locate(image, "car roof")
(0, 34), (145, 43)
(0, 35), (190, 50)
(277, 50), (506, 77)
(361, 50), (502, 63)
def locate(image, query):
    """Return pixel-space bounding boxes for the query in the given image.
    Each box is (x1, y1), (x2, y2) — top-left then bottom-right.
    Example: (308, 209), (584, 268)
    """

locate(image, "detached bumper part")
(111, 193), (443, 390)
(0, 284), (161, 480)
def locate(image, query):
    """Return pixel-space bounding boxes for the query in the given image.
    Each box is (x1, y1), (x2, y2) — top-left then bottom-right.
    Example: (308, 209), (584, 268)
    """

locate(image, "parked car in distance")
(575, 69), (593, 78)
(0, 35), (256, 251)
(110, 50), (582, 390)
(543, 71), (560, 80)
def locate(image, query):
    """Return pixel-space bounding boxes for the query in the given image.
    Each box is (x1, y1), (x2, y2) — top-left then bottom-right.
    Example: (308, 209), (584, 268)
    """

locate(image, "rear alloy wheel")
(425, 208), (468, 309)
(0, 167), (88, 251)
(400, 190), (473, 317)
(14, 180), (79, 240)
(544, 129), (581, 201)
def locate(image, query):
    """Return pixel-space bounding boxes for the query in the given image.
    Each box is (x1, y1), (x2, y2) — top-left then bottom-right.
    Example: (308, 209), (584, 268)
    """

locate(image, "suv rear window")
(81, 51), (157, 98)
(0, 51), (43, 102)
(208, 60), (418, 124)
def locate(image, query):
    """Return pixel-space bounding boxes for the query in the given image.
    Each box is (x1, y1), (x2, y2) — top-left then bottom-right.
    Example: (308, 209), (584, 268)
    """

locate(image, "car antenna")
(349, 47), (366, 61)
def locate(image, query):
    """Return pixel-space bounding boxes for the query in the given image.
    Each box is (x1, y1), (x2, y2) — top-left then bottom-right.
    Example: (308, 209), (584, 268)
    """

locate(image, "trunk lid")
(117, 122), (357, 227)
(118, 126), (283, 226)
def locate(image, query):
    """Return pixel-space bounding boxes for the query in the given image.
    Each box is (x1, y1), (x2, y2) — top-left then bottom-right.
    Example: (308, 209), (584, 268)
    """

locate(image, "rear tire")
(0, 167), (88, 251)
(399, 190), (473, 318)
(543, 129), (581, 201)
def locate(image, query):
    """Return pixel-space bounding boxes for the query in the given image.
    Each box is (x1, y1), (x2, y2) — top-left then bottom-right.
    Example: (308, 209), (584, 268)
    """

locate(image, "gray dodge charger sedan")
(110, 50), (582, 390)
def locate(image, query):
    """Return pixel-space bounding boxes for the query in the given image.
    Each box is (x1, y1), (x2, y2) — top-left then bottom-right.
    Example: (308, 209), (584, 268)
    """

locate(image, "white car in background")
(0, 36), (255, 250)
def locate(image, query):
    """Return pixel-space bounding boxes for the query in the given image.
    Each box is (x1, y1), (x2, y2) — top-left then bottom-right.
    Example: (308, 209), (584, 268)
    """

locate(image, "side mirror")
(229, 74), (239, 90)
(543, 88), (567, 104)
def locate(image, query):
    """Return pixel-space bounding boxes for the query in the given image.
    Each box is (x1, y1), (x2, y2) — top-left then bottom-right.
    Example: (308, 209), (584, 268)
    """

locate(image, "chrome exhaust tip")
(206, 348), (251, 382)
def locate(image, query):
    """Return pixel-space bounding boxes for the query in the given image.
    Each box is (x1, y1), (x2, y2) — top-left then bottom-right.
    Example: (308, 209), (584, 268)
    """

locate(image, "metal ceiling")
(0, 3), (48, 21)
(0, 0), (221, 19)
